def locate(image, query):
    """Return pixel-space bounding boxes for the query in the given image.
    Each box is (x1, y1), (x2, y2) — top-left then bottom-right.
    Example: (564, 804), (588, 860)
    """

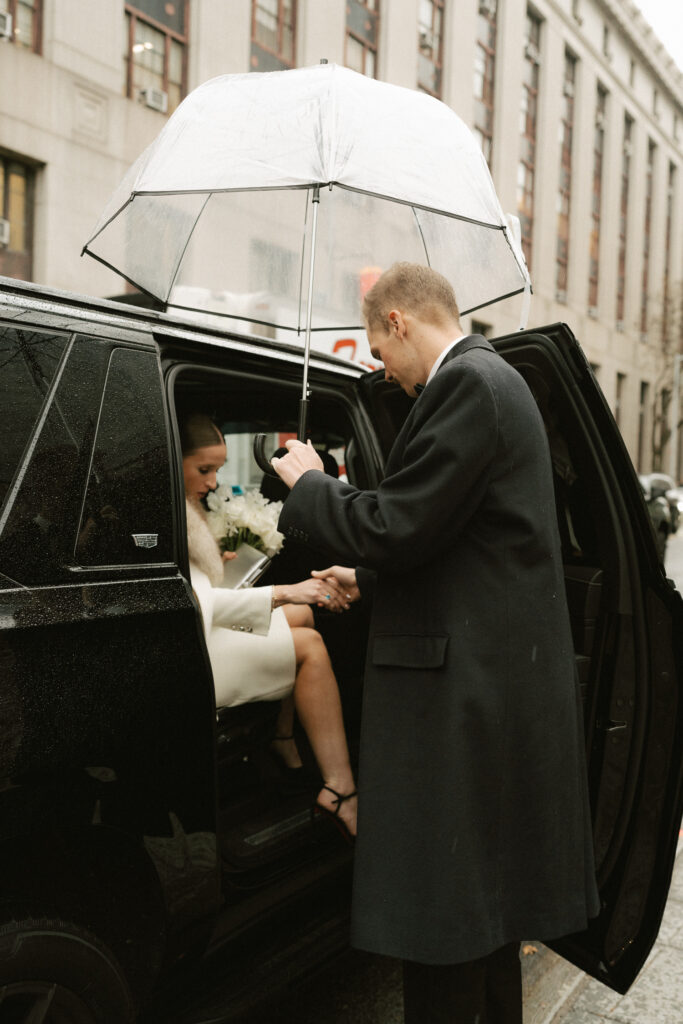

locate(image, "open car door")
(357, 322), (683, 993)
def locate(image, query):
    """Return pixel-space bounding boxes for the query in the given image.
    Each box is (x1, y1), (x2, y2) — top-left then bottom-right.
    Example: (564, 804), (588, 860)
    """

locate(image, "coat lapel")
(385, 335), (494, 473)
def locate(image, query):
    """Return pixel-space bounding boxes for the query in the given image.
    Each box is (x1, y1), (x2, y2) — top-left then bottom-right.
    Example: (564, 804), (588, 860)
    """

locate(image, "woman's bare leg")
(270, 605), (316, 769)
(283, 603), (314, 629)
(271, 694), (303, 768)
(289, 625), (357, 836)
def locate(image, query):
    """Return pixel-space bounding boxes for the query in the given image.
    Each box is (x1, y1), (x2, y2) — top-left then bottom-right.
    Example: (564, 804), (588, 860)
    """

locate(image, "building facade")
(0, 0), (681, 472)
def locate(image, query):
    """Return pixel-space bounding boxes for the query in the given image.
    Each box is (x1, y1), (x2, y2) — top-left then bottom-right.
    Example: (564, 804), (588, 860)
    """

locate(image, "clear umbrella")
(83, 62), (530, 460)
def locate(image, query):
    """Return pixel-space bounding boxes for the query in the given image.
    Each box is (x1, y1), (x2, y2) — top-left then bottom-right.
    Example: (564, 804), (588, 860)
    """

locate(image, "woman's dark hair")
(179, 412), (224, 455)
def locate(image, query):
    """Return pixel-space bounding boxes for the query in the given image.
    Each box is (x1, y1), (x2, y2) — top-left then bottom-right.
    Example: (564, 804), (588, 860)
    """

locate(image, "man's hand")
(311, 566), (360, 605)
(271, 439), (324, 489)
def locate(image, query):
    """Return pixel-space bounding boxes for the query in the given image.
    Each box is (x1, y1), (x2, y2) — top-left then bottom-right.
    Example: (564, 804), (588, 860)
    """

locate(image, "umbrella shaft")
(300, 185), (320, 438)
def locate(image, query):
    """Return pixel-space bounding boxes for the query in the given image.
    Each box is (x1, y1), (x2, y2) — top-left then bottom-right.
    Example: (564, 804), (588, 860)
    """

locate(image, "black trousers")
(402, 942), (523, 1024)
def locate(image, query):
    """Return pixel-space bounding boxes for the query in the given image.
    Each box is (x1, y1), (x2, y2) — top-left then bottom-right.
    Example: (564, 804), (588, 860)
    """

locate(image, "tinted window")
(0, 336), (109, 584)
(0, 325), (67, 512)
(77, 347), (173, 566)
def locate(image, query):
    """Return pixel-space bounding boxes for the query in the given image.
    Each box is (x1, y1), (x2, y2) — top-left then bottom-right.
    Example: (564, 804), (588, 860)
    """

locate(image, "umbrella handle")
(253, 434), (279, 477)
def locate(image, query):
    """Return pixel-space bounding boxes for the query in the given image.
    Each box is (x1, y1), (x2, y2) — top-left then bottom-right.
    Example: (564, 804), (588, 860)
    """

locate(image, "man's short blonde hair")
(362, 262), (461, 333)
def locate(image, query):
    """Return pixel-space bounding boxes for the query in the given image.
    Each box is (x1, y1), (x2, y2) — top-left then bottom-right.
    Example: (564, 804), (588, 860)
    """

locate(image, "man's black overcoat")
(279, 336), (599, 964)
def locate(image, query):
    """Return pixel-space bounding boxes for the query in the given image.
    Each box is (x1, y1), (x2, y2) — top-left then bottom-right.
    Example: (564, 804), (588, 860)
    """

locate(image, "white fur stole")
(186, 499), (224, 586)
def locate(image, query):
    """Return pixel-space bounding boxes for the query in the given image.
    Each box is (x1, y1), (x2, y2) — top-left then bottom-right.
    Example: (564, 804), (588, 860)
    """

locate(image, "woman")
(181, 412), (357, 838)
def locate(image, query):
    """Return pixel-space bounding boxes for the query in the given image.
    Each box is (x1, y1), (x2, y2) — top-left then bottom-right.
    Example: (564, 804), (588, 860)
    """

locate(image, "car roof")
(0, 275), (366, 380)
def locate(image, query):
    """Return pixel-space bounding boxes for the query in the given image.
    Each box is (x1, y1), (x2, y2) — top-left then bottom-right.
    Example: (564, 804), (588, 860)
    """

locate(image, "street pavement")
(236, 532), (683, 1023)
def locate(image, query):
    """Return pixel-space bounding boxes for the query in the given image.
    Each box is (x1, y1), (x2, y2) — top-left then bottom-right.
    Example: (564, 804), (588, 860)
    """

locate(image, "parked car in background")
(639, 475), (672, 560)
(1, 278), (682, 1021)
(643, 472), (680, 534)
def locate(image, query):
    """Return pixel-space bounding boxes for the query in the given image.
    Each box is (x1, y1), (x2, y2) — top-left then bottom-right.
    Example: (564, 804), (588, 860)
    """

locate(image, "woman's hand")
(311, 566), (360, 604)
(273, 576), (348, 612)
(222, 550), (238, 561)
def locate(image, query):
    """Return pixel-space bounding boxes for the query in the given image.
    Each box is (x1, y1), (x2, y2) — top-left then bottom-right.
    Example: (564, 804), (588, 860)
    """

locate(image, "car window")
(77, 347), (173, 566)
(0, 325), (68, 514)
(0, 336), (109, 584)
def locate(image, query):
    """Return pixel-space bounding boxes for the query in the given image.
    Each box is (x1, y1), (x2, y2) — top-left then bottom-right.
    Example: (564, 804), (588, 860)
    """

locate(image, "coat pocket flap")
(372, 633), (449, 669)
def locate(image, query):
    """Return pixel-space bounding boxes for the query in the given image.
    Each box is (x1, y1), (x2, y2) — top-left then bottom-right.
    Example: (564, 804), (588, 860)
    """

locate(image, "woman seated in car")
(181, 412), (357, 840)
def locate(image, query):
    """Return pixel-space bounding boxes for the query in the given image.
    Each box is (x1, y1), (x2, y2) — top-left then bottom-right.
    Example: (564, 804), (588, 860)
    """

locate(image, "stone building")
(0, 0), (681, 471)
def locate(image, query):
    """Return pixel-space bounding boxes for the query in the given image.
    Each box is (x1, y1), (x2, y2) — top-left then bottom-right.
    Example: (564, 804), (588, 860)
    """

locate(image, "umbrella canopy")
(83, 63), (529, 332)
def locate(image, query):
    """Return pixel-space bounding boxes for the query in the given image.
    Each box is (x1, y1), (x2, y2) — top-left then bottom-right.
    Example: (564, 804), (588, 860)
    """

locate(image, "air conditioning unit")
(419, 28), (434, 54)
(623, 140), (633, 157)
(555, 289), (567, 304)
(587, 305), (598, 319)
(615, 320), (625, 332)
(0, 219), (10, 247)
(0, 11), (12, 40)
(140, 87), (168, 114)
(563, 80), (575, 98)
(525, 42), (541, 65)
(595, 109), (605, 129)
(478, 0), (497, 18)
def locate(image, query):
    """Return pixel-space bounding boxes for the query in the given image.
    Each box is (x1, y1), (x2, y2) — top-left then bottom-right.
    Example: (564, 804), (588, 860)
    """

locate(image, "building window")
(556, 51), (576, 302)
(124, 2), (188, 114)
(615, 371), (626, 430)
(0, 156), (35, 281)
(345, 0), (379, 78)
(473, 0), (497, 163)
(602, 23), (612, 61)
(616, 114), (633, 327)
(418, 0), (445, 98)
(638, 380), (650, 471)
(640, 139), (656, 341)
(653, 88), (659, 118)
(588, 84), (607, 313)
(0, 0), (42, 52)
(517, 10), (541, 271)
(662, 162), (676, 341)
(251, 0), (296, 71)
(571, 0), (582, 24)
(629, 58), (636, 88)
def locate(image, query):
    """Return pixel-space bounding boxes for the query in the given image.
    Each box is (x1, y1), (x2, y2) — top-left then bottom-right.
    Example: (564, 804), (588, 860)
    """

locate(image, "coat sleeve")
(279, 360), (498, 571)
(210, 584), (273, 635)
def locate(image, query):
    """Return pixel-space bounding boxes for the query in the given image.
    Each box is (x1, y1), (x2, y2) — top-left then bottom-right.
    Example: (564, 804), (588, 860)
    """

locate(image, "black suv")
(1, 276), (682, 1023)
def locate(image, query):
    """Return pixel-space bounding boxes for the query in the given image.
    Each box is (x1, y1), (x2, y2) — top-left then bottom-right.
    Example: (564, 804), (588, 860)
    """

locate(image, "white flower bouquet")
(205, 486), (284, 588)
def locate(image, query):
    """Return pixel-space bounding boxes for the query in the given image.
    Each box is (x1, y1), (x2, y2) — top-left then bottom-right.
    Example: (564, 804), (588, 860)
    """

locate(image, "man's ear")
(387, 309), (406, 338)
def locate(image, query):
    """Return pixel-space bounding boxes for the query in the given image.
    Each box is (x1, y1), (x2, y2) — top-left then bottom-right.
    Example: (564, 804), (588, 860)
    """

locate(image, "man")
(272, 263), (599, 1023)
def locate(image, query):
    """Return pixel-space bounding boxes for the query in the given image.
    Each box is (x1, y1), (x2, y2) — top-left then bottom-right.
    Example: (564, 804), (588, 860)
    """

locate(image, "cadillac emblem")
(132, 533), (159, 549)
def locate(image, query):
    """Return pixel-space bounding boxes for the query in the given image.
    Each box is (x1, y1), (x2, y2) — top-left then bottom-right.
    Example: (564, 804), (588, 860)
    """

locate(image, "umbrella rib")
(411, 206), (431, 267)
(333, 183), (505, 231)
(81, 195), (136, 254)
(81, 249), (166, 306)
(460, 285), (529, 317)
(165, 193), (213, 303)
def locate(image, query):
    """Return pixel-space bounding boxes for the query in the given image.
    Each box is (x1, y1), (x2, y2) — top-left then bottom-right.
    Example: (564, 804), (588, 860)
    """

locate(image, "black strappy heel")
(313, 785), (358, 845)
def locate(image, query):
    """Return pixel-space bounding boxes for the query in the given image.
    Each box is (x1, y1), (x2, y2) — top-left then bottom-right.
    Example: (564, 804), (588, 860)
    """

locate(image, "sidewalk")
(523, 835), (683, 1024)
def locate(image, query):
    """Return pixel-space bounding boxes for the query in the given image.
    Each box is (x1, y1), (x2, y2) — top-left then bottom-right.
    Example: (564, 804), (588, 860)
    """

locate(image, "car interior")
(173, 369), (371, 890)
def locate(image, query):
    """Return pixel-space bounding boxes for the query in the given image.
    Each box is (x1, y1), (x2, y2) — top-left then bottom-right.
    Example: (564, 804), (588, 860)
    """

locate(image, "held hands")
(276, 575), (348, 612)
(271, 439), (324, 489)
(311, 566), (360, 606)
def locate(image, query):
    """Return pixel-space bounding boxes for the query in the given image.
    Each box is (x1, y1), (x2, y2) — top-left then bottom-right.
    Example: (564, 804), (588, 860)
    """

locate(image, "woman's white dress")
(186, 500), (296, 707)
